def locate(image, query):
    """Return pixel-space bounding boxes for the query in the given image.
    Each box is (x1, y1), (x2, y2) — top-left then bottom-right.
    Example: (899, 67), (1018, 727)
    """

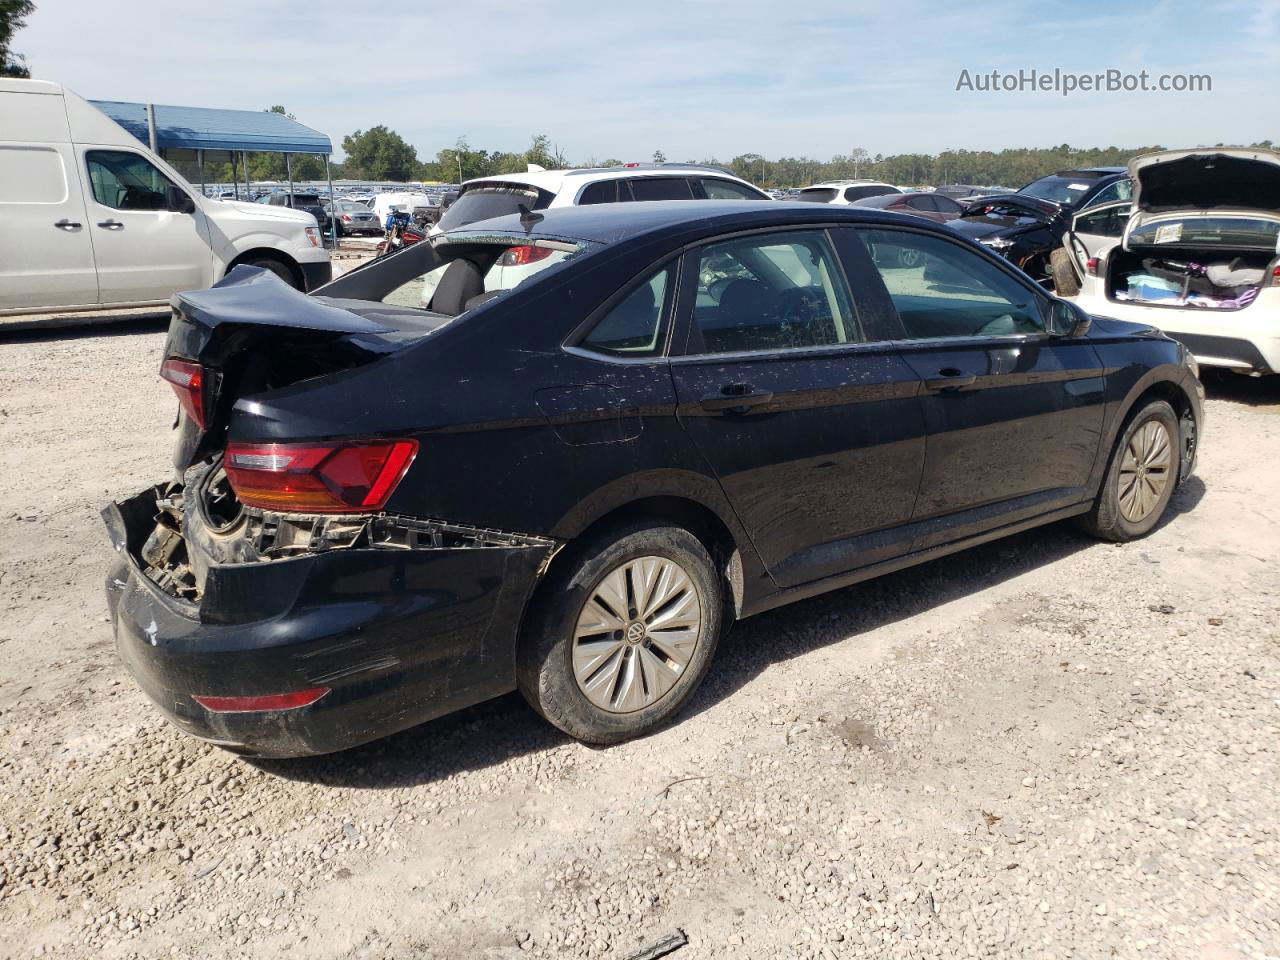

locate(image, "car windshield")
(1128, 216), (1280, 249)
(1017, 174), (1101, 205)
(435, 184), (548, 231)
(796, 188), (838, 203)
(964, 201), (1049, 225)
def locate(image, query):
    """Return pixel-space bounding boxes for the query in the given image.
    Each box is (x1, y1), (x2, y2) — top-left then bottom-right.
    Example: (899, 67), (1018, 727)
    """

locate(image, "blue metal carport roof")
(89, 100), (332, 154)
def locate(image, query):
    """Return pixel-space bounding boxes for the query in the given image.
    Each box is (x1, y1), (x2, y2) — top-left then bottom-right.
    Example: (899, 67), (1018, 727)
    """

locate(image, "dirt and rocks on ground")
(1, 324), (1277, 960)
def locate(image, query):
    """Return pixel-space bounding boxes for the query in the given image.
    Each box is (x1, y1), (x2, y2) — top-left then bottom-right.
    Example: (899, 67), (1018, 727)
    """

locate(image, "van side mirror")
(1049, 298), (1091, 337)
(167, 186), (196, 215)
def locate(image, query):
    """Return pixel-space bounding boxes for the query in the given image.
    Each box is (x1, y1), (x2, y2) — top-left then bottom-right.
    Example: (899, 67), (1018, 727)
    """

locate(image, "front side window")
(700, 178), (765, 201)
(860, 228), (1044, 339)
(688, 230), (859, 354)
(1084, 179), (1133, 208)
(85, 150), (178, 211)
(580, 266), (673, 357)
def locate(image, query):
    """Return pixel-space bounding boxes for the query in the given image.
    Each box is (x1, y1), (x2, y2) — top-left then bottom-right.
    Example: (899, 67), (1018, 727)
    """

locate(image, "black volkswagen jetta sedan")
(104, 201), (1203, 757)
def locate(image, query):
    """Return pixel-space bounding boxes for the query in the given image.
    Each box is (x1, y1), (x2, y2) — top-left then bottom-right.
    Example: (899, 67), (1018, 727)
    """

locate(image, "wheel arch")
(225, 247), (304, 288)
(1107, 367), (1201, 485)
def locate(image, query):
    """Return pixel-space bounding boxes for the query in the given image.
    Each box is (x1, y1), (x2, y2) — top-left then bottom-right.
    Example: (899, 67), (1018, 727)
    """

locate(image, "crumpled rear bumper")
(103, 487), (553, 757)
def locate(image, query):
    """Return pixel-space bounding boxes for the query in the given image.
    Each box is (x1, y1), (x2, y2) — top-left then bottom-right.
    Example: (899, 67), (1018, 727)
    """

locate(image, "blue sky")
(18, 0), (1278, 162)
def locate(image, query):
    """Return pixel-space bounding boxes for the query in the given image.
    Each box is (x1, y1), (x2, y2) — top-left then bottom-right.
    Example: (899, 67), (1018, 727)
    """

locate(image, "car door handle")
(924, 369), (978, 392)
(699, 386), (774, 412)
(97, 219), (124, 230)
(54, 219), (82, 230)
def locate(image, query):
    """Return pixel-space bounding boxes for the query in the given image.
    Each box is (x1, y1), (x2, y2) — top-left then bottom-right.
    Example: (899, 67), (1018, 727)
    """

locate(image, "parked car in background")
(105, 200), (1202, 758)
(371, 191), (434, 225)
(851, 191), (965, 222)
(948, 168), (1132, 288)
(794, 180), (901, 204)
(432, 163), (769, 234)
(324, 200), (382, 236)
(0, 79), (331, 315)
(259, 192), (331, 233)
(417, 164), (769, 300)
(1067, 148), (1280, 376)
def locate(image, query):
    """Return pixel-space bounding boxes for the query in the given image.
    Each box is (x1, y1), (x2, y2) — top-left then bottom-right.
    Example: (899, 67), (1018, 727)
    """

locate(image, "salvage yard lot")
(1, 324), (1278, 960)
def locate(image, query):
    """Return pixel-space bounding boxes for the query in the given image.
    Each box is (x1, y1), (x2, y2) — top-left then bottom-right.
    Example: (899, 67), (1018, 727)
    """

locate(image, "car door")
(852, 224), (1107, 550)
(668, 227), (927, 588)
(0, 142), (99, 310)
(1066, 201), (1132, 281)
(81, 148), (213, 303)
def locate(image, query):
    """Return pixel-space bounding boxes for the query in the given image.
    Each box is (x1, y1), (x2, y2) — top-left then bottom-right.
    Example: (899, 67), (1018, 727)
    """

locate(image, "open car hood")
(1129, 148), (1280, 218)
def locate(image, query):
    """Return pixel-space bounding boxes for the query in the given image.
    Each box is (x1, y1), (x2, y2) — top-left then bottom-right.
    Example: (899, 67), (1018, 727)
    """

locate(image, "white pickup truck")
(0, 79), (332, 315)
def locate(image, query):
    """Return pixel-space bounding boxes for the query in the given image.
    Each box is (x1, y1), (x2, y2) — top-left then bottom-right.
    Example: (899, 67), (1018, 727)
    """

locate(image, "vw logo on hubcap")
(625, 622), (646, 644)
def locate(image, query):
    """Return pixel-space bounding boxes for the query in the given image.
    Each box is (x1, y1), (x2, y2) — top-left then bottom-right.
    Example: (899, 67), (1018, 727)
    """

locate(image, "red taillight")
(224, 439), (418, 513)
(623, 162), (641, 168)
(193, 687), (330, 713)
(159, 358), (207, 428)
(341, 214), (352, 221)
(1086, 257), (1100, 276)
(1271, 264), (1280, 287)
(501, 245), (555, 267)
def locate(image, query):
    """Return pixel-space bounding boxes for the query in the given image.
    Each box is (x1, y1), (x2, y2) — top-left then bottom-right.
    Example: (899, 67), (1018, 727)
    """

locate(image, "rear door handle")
(54, 219), (82, 230)
(924, 368), (978, 392)
(97, 219), (124, 230)
(699, 386), (774, 413)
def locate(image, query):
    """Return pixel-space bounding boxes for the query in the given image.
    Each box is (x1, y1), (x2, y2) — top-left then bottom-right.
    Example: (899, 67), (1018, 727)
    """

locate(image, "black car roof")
(443, 200), (939, 246)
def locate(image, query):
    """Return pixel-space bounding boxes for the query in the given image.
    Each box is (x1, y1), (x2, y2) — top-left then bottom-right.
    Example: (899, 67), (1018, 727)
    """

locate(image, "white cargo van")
(0, 79), (332, 315)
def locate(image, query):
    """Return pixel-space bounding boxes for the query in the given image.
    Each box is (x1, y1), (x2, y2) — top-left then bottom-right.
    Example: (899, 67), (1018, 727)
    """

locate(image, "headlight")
(981, 237), (1014, 250)
(304, 227), (320, 248)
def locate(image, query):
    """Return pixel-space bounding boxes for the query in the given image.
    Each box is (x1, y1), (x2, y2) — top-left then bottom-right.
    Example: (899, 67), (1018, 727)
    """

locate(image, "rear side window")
(700, 178), (766, 200)
(436, 183), (549, 230)
(0, 146), (67, 203)
(844, 185), (897, 202)
(580, 266), (673, 357)
(1073, 203), (1131, 238)
(796, 188), (837, 203)
(688, 230), (859, 354)
(578, 180), (618, 204)
(627, 178), (695, 201)
(859, 227), (1044, 339)
(85, 150), (178, 211)
(905, 195), (935, 211)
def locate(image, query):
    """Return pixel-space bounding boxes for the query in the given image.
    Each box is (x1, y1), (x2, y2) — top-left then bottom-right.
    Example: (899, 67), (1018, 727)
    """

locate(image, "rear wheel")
(517, 523), (723, 744)
(1077, 399), (1179, 541)
(239, 257), (300, 289)
(1050, 247), (1081, 296)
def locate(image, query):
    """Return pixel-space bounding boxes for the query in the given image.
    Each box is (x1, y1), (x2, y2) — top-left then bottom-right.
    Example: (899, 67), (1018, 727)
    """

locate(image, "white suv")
(795, 180), (902, 205)
(417, 164), (770, 302)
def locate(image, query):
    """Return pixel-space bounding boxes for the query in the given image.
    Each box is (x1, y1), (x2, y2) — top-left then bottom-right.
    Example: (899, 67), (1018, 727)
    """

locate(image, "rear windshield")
(436, 183), (549, 231)
(844, 185), (897, 201)
(850, 193), (899, 208)
(796, 188), (838, 203)
(292, 194), (321, 205)
(1128, 216), (1280, 250)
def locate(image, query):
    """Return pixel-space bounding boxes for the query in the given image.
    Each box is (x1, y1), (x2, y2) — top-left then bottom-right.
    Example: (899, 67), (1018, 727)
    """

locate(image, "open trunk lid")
(164, 266), (445, 470)
(1124, 148), (1280, 246)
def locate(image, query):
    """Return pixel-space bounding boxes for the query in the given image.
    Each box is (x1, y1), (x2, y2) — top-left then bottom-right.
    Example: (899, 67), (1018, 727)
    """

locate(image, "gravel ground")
(1, 325), (1277, 960)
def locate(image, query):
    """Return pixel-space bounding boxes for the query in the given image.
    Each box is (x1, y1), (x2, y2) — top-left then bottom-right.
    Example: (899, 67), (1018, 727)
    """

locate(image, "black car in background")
(105, 201), (1202, 757)
(260, 192), (332, 232)
(950, 168), (1131, 288)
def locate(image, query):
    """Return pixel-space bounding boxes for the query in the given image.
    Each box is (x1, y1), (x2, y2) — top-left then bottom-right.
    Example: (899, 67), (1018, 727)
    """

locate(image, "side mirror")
(167, 186), (196, 214)
(1049, 298), (1091, 337)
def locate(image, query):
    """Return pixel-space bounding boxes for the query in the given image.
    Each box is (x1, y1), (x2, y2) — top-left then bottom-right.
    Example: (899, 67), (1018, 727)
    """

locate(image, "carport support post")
(285, 153), (293, 202)
(325, 155), (336, 248)
(197, 149), (204, 198)
(231, 152), (239, 200)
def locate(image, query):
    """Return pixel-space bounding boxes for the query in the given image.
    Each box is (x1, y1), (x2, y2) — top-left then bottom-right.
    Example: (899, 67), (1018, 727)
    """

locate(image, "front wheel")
(517, 524), (723, 744)
(239, 257), (300, 289)
(1077, 399), (1180, 541)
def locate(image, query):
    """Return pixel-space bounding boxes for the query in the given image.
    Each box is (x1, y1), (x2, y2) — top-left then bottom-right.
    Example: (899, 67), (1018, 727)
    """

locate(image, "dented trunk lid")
(165, 266), (445, 470)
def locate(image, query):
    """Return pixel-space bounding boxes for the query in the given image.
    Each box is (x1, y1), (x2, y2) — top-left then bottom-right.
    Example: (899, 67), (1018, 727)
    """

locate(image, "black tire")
(516, 523), (723, 744)
(1050, 247), (1081, 296)
(1077, 399), (1180, 542)
(240, 257), (300, 289)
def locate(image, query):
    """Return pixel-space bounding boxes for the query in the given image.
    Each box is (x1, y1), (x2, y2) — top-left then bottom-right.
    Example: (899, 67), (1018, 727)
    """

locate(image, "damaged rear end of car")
(104, 263), (557, 757)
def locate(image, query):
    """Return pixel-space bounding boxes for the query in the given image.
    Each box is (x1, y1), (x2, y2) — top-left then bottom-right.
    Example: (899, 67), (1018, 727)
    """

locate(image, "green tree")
(1, 0), (34, 77)
(341, 125), (419, 181)
(652, 149), (666, 164)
